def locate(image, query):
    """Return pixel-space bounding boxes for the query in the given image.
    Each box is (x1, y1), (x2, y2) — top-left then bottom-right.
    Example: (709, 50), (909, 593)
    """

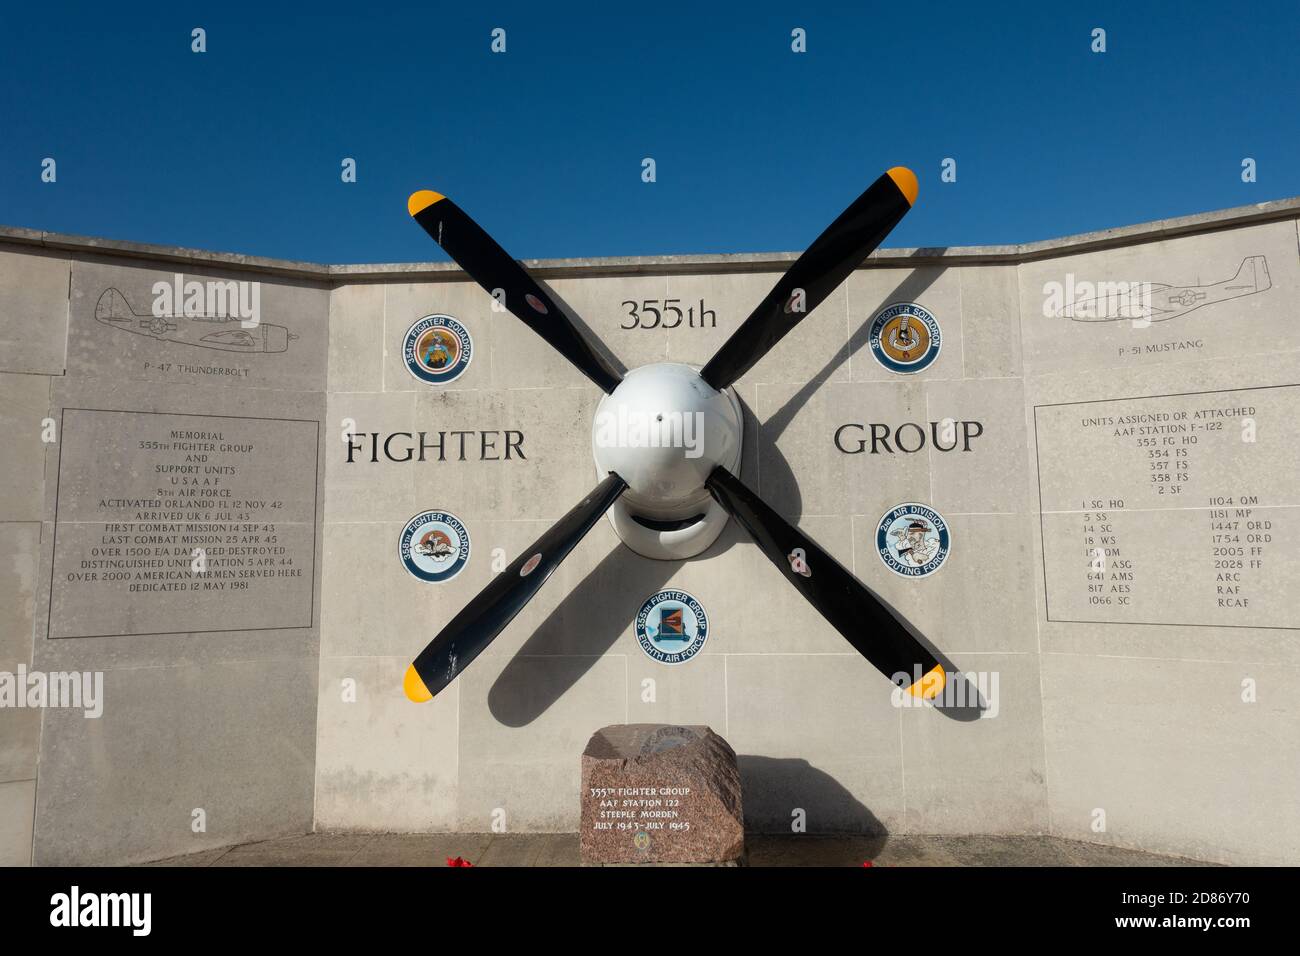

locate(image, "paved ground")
(141, 833), (1216, 867)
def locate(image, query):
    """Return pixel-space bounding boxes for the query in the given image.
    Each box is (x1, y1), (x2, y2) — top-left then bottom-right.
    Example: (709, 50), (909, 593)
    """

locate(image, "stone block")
(580, 724), (743, 864)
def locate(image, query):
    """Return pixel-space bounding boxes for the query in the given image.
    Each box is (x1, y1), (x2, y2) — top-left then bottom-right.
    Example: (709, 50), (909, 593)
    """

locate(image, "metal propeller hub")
(591, 362), (743, 559)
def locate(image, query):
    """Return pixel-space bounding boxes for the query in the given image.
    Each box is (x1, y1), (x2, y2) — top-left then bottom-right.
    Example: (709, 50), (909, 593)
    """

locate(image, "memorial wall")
(0, 239), (328, 865)
(1, 197), (1296, 865)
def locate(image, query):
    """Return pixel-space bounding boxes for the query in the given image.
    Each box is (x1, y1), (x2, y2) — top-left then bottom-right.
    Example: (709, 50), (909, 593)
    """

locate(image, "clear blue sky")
(3, 1), (1298, 263)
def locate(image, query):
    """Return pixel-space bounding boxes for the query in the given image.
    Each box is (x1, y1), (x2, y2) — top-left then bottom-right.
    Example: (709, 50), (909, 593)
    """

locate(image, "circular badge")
(868, 302), (941, 373)
(638, 725), (699, 756)
(876, 503), (950, 578)
(635, 589), (709, 664)
(403, 314), (473, 384)
(399, 510), (471, 582)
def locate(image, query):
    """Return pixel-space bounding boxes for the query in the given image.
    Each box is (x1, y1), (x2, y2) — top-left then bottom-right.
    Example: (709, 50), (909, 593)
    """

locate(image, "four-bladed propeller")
(402, 170), (946, 703)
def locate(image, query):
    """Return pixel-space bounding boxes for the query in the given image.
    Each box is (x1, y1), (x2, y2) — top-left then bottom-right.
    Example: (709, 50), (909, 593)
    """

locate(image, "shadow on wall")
(487, 518), (751, 726)
(759, 251), (949, 524)
(490, 538), (665, 727)
(739, 755), (886, 848)
(925, 670), (989, 722)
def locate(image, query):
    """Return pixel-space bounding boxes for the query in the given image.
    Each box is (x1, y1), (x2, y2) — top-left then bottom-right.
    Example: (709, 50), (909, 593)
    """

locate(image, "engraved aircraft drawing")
(1055, 256), (1270, 322)
(94, 287), (297, 352)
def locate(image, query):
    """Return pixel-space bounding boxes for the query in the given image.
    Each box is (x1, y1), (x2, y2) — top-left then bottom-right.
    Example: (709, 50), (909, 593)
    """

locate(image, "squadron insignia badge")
(399, 510), (471, 582)
(876, 503), (950, 578)
(403, 314), (473, 384)
(868, 302), (941, 374)
(635, 589), (709, 664)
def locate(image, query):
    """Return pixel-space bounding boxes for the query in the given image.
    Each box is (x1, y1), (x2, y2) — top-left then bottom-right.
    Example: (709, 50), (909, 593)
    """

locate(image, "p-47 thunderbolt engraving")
(1055, 256), (1271, 323)
(93, 287), (297, 352)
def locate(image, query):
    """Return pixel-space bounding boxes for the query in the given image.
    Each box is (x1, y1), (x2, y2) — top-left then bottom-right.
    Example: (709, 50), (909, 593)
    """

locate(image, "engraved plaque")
(47, 408), (319, 638)
(1034, 385), (1300, 629)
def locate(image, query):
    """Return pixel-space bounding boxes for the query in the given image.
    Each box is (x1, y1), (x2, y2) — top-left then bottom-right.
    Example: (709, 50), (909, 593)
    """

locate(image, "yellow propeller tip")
(907, 664), (946, 700)
(403, 663), (434, 703)
(407, 190), (445, 217)
(886, 166), (919, 207)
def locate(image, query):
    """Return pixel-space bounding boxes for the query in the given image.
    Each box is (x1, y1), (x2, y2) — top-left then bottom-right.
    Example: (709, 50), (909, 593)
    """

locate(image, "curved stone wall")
(1, 198), (1296, 864)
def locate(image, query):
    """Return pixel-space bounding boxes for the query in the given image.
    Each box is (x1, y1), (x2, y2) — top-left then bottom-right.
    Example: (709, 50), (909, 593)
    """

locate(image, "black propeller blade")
(699, 167), (918, 390)
(404, 472), (627, 702)
(705, 465), (945, 700)
(408, 190), (623, 394)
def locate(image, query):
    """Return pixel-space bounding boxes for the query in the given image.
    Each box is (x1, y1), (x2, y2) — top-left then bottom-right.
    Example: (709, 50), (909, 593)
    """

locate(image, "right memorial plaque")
(1034, 384), (1300, 629)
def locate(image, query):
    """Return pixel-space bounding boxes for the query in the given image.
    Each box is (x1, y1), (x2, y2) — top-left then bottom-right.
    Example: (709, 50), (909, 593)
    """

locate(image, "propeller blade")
(700, 167), (918, 390)
(408, 190), (623, 393)
(404, 472), (627, 702)
(705, 465), (945, 699)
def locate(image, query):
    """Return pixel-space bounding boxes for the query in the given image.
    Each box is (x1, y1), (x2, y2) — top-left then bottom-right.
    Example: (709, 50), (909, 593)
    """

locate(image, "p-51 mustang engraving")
(93, 288), (297, 352)
(1056, 256), (1270, 323)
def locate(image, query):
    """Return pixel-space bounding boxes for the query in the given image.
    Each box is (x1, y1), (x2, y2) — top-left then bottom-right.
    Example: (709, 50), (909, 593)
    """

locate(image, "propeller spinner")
(592, 362), (743, 560)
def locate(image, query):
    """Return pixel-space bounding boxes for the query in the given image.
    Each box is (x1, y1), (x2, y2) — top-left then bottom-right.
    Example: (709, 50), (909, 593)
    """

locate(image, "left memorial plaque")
(47, 408), (319, 639)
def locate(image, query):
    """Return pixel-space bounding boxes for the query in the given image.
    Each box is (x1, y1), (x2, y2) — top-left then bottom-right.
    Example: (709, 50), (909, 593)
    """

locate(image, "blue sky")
(3, 1), (1298, 263)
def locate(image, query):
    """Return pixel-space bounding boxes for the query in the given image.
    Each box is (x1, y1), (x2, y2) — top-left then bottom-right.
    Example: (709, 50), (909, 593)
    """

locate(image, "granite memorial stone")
(580, 724), (744, 865)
